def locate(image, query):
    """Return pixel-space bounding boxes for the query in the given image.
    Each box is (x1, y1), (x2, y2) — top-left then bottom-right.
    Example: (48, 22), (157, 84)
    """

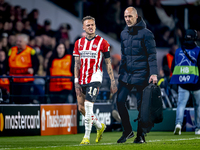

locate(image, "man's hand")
(27, 68), (34, 74)
(110, 80), (118, 94)
(75, 82), (82, 97)
(149, 75), (157, 84)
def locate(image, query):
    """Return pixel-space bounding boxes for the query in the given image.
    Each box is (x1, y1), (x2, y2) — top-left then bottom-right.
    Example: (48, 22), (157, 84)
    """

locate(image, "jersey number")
(88, 87), (97, 97)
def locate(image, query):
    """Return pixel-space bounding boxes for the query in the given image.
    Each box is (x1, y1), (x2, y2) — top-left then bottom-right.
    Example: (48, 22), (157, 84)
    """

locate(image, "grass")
(0, 132), (200, 150)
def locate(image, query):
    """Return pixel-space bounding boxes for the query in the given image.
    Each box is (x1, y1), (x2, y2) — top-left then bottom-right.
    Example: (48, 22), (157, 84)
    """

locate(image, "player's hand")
(149, 75), (157, 84)
(75, 82), (82, 97)
(110, 80), (118, 94)
(27, 68), (34, 74)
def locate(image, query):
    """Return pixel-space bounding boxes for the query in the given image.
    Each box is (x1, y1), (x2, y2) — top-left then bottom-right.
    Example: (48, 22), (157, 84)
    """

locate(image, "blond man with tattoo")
(73, 16), (118, 145)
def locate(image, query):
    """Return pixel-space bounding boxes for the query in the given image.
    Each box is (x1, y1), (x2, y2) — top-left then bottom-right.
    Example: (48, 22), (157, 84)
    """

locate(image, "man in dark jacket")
(116, 7), (158, 143)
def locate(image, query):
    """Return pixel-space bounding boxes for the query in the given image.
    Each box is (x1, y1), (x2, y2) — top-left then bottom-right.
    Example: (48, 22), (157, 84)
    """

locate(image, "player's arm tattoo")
(105, 57), (118, 93)
(74, 56), (80, 78)
(74, 56), (82, 96)
(105, 58), (115, 82)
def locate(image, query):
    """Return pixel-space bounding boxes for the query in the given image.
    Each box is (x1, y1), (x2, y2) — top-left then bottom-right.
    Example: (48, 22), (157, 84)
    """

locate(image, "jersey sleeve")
(102, 39), (110, 53)
(73, 40), (80, 56)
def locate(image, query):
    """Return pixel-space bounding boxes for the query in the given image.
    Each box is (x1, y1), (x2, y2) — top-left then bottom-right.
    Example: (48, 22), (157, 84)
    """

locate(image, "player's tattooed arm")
(74, 56), (82, 97)
(105, 57), (118, 94)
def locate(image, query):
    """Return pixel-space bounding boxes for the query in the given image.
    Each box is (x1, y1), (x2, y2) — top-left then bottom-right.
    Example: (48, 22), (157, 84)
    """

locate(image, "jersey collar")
(85, 34), (97, 41)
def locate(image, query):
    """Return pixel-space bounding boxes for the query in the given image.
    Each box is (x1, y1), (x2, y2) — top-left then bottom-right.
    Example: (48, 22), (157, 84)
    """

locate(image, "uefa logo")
(0, 113), (4, 132)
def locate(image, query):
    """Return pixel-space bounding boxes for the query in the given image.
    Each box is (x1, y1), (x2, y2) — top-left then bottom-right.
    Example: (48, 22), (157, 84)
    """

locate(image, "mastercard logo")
(0, 113), (4, 132)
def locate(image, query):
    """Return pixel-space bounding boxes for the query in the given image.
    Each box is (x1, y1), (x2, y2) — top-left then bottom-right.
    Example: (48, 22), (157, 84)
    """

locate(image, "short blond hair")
(82, 16), (95, 24)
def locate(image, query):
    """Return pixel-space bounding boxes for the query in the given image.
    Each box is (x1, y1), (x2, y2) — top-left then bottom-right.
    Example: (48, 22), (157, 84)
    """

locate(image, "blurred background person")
(7, 34), (16, 49)
(36, 19), (55, 38)
(27, 9), (41, 35)
(162, 44), (178, 78)
(7, 34), (39, 104)
(0, 49), (9, 102)
(46, 42), (74, 103)
(55, 23), (71, 44)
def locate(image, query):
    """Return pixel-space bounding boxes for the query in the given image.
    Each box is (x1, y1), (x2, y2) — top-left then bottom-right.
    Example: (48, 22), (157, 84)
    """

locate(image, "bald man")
(116, 7), (158, 143)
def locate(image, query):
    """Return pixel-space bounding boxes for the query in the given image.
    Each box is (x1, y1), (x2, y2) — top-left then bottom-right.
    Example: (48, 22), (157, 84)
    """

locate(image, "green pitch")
(0, 132), (200, 150)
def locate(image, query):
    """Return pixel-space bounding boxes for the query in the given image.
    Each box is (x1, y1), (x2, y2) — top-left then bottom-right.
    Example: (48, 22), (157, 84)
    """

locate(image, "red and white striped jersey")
(73, 35), (110, 85)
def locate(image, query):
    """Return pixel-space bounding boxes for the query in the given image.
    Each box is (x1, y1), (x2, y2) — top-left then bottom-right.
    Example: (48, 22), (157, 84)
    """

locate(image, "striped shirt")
(73, 35), (110, 85)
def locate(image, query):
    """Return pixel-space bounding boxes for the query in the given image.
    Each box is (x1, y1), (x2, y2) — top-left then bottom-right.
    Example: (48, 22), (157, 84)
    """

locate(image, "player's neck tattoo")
(86, 34), (96, 40)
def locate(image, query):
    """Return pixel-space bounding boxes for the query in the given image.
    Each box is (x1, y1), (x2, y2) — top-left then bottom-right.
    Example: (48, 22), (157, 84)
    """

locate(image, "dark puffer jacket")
(119, 16), (158, 85)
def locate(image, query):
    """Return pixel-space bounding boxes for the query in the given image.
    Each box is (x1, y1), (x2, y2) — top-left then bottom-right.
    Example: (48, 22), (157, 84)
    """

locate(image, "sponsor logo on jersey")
(92, 44), (98, 48)
(80, 51), (97, 58)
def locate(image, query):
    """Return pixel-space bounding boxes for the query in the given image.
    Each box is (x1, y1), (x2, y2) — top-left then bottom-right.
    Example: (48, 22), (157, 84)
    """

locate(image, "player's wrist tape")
(74, 78), (79, 83)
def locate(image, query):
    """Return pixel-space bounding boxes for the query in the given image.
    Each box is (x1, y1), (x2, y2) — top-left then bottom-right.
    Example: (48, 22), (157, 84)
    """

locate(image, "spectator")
(43, 50), (52, 76)
(7, 34), (16, 49)
(0, 0), (9, 12)
(28, 9), (41, 34)
(0, 50), (9, 102)
(0, 49), (7, 75)
(7, 34), (39, 104)
(28, 36), (35, 48)
(154, 0), (175, 31)
(55, 23), (71, 43)
(162, 44), (178, 78)
(103, 0), (122, 40)
(3, 20), (13, 36)
(47, 42), (73, 103)
(129, 0), (144, 18)
(8, 5), (15, 22)
(36, 19), (55, 37)
(22, 19), (35, 37)
(14, 5), (22, 21)
(142, 0), (162, 33)
(0, 19), (4, 34)
(40, 34), (54, 58)
(1, 32), (9, 52)
(34, 35), (43, 54)
(170, 29), (200, 135)
(13, 20), (24, 34)
(161, 44), (178, 98)
(59, 38), (73, 55)
(21, 8), (28, 20)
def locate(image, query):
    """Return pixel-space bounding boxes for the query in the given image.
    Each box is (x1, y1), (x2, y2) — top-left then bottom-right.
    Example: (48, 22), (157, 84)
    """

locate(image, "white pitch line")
(1, 137), (200, 150)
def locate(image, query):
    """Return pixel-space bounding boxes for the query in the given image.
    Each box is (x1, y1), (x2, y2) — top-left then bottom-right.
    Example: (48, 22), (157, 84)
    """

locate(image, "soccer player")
(73, 16), (118, 144)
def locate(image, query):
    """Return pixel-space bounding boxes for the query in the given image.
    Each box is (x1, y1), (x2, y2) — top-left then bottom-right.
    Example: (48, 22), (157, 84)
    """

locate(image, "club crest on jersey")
(92, 44), (98, 48)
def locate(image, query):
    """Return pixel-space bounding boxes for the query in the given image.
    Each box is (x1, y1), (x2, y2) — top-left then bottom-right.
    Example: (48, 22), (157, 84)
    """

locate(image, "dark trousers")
(116, 81), (146, 136)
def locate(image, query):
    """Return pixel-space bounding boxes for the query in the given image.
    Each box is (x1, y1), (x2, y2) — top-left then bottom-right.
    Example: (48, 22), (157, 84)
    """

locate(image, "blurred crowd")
(52, 0), (200, 47)
(0, 0), (122, 104)
(0, 0), (200, 105)
(0, 0), (74, 77)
